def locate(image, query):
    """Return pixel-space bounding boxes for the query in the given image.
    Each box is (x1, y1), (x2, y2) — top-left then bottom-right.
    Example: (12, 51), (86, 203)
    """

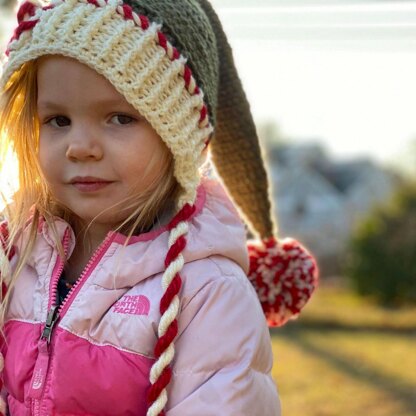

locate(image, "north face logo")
(113, 295), (150, 316)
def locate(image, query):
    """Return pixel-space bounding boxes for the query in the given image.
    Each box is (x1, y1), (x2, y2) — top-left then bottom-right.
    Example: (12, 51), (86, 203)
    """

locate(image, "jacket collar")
(26, 177), (249, 280)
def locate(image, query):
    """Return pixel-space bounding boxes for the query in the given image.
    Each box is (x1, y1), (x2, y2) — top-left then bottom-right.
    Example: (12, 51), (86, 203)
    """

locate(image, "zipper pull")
(40, 305), (60, 344)
(29, 305), (60, 401)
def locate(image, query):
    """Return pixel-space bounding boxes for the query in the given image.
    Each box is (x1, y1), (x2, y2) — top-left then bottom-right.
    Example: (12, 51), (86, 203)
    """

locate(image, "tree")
(345, 182), (416, 306)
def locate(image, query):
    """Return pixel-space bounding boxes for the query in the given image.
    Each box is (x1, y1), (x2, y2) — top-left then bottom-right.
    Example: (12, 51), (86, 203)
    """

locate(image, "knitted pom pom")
(247, 237), (318, 327)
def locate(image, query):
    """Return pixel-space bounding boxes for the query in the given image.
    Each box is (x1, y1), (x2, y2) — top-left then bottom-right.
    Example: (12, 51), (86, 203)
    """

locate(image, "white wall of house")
(268, 145), (399, 265)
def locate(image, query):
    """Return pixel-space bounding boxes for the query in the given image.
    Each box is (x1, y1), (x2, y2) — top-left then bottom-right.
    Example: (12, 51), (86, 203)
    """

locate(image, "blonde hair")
(0, 59), (181, 328)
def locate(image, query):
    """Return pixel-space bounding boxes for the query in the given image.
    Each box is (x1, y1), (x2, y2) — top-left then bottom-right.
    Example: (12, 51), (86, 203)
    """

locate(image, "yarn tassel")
(0, 339), (6, 411)
(0, 221), (14, 416)
(0, 353), (5, 416)
(146, 203), (196, 416)
(247, 237), (319, 327)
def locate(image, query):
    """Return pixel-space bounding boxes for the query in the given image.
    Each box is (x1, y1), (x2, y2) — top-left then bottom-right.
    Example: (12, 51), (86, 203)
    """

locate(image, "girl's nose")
(65, 128), (103, 162)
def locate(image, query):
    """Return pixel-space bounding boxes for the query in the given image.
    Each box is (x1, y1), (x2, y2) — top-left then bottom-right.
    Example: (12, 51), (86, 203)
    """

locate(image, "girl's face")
(37, 56), (168, 230)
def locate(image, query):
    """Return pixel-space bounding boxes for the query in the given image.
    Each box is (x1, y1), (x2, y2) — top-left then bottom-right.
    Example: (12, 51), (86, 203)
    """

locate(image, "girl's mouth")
(69, 176), (114, 192)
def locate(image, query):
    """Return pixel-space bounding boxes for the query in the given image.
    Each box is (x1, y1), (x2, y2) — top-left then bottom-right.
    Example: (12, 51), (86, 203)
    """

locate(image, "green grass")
(271, 280), (416, 416)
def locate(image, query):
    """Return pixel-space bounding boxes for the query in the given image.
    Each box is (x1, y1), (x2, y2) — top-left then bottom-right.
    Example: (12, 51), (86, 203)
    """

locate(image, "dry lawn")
(271, 280), (416, 416)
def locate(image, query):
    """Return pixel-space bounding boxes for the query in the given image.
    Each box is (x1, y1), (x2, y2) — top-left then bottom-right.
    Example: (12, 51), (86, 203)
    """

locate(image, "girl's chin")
(67, 210), (125, 230)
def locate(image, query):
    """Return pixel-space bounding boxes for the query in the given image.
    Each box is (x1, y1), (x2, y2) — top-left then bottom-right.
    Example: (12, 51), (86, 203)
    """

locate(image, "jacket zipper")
(29, 229), (115, 415)
(56, 231), (115, 317)
(29, 229), (71, 415)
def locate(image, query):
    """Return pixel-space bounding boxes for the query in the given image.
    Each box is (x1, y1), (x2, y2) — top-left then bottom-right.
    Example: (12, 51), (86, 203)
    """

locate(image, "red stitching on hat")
(157, 32), (167, 50)
(17, 1), (37, 23)
(139, 14), (150, 30)
(203, 135), (211, 148)
(121, 4), (133, 20)
(199, 105), (208, 123)
(6, 19), (38, 56)
(6, 0), (56, 55)
(14, 20), (38, 37)
(172, 47), (180, 60)
(6, 0), (211, 146)
(87, 0), (100, 7)
(183, 66), (192, 88)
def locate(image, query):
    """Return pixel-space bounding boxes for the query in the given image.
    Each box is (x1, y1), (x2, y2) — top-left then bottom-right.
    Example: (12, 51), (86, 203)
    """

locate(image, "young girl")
(0, 0), (318, 414)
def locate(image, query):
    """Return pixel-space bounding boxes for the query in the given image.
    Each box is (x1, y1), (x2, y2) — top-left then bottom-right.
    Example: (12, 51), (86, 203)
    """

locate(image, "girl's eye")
(47, 116), (70, 128)
(111, 114), (135, 125)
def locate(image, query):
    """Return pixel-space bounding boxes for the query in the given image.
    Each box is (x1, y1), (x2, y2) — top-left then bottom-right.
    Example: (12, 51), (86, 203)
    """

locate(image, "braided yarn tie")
(0, 354), (5, 416)
(146, 204), (195, 416)
(0, 222), (14, 416)
(247, 237), (319, 327)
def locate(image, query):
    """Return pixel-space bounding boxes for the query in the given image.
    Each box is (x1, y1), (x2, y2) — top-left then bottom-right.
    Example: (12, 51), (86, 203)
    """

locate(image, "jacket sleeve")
(166, 260), (281, 416)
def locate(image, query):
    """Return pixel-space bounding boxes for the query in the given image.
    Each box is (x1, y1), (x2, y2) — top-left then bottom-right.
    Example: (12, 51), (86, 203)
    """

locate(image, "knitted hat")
(0, 0), (319, 414)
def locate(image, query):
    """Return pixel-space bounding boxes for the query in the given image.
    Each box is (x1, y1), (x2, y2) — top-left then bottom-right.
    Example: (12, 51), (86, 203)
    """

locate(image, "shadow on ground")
(272, 321), (416, 415)
(274, 319), (416, 336)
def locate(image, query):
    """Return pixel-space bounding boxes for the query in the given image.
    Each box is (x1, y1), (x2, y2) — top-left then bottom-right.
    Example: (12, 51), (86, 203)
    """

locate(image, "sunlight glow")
(0, 131), (19, 212)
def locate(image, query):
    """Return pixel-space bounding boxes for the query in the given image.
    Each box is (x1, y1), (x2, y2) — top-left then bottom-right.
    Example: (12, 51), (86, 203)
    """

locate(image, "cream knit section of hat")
(2, 0), (213, 208)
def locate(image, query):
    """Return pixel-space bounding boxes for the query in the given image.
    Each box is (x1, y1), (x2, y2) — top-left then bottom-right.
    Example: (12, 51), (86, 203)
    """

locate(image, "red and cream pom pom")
(247, 237), (318, 327)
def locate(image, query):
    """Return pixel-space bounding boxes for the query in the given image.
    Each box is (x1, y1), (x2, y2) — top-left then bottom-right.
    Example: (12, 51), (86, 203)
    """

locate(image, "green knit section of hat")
(125, 0), (219, 126)
(198, 0), (276, 239)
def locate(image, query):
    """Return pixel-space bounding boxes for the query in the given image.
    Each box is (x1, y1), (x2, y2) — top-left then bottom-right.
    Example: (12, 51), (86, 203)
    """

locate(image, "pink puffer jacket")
(1, 177), (281, 415)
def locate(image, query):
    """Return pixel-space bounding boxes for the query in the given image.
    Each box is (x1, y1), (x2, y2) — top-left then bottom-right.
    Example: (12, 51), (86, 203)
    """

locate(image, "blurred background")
(1, 0), (416, 415)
